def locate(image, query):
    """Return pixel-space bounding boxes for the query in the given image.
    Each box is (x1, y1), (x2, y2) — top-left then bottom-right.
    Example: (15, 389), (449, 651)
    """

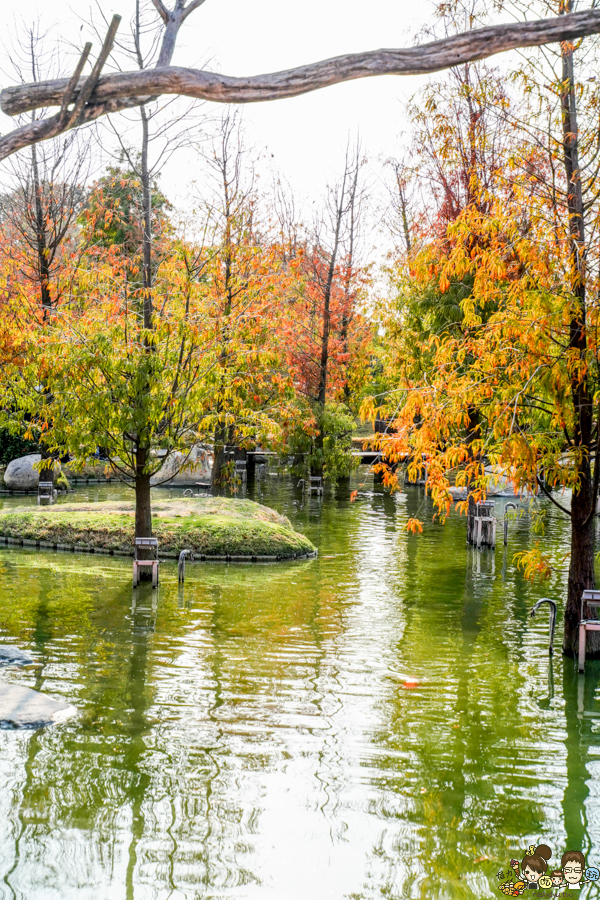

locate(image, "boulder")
(0, 682), (76, 728)
(150, 447), (213, 487)
(0, 645), (35, 667)
(4, 454), (61, 492)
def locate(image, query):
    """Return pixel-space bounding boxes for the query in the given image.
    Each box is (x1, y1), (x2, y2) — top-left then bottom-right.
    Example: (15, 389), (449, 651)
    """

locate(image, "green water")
(0, 474), (599, 899)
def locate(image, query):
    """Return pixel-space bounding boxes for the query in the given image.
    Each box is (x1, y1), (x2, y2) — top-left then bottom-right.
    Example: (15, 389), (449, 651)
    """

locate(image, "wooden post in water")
(467, 501), (496, 548)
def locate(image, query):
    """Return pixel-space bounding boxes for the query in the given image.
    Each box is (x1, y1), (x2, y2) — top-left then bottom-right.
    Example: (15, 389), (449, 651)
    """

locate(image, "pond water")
(0, 474), (599, 899)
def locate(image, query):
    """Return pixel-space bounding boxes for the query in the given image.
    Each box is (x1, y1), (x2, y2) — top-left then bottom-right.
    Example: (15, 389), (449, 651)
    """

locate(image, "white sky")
(0, 0), (437, 212)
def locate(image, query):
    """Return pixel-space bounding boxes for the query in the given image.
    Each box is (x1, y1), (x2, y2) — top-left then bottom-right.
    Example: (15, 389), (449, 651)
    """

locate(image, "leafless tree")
(0, 24), (93, 318)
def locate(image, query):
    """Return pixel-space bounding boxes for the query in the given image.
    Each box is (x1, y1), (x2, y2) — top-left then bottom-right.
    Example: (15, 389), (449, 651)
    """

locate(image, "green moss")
(55, 472), (70, 492)
(0, 497), (316, 559)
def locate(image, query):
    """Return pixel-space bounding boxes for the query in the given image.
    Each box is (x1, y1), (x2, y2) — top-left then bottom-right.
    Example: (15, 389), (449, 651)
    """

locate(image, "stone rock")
(0, 682), (76, 728)
(150, 447), (213, 487)
(3, 454), (61, 492)
(0, 645), (35, 667)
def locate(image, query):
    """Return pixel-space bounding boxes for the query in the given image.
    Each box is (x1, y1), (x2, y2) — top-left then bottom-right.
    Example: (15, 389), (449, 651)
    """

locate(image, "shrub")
(0, 427), (38, 466)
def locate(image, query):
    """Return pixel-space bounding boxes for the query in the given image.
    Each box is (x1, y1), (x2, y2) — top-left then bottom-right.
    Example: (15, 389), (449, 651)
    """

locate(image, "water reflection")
(0, 475), (599, 898)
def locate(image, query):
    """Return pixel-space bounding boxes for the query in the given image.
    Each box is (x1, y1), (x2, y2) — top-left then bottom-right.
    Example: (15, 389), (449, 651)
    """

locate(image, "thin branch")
(151, 0), (169, 24)
(181, 0), (208, 22)
(536, 475), (572, 517)
(67, 15), (122, 128)
(59, 43), (92, 118)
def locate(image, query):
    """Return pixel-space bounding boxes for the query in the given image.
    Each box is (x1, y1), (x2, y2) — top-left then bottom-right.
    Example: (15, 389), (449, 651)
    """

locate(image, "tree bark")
(30, 144), (53, 317)
(135, 446), (153, 539)
(566, 487), (596, 655)
(559, 16), (599, 656)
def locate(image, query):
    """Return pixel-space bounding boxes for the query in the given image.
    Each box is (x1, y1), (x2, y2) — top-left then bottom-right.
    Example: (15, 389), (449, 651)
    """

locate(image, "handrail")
(530, 598), (557, 655)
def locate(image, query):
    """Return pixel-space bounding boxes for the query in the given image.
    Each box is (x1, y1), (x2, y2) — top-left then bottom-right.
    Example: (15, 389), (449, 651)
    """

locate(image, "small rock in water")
(0, 682), (76, 729)
(0, 645), (35, 667)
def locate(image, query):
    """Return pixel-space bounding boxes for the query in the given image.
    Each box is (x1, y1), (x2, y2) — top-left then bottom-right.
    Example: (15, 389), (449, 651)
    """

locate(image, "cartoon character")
(561, 851), (586, 890)
(519, 844), (552, 889)
(501, 882), (527, 896)
(501, 846), (598, 896)
(549, 870), (564, 890)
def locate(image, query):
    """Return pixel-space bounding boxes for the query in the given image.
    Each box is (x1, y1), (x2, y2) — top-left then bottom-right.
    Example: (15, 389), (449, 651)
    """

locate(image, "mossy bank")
(0, 497), (316, 560)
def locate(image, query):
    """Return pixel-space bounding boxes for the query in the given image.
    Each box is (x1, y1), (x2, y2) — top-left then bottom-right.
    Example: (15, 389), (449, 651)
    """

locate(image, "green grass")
(0, 497), (316, 558)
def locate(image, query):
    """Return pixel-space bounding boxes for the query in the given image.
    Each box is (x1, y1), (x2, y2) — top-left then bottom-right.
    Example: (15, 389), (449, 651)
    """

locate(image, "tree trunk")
(140, 104), (153, 330)
(559, 15), (598, 655)
(565, 485), (597, 655)
(337, 475), (351, 495)
(310, 458), (324, 479)
(212, 423), (231, 488)
(31, 143), (53, 318)
(246, 450), (256, 483)
(135, 446), (152, 539)
(134, 98), (154, 541)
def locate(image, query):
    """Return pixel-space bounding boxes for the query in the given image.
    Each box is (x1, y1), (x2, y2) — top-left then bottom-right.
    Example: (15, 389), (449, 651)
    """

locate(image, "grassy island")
(0, 497), (316, 560)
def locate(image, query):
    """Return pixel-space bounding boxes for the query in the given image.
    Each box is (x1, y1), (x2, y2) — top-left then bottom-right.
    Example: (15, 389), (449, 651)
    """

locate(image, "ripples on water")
(0, 474), (600, 899)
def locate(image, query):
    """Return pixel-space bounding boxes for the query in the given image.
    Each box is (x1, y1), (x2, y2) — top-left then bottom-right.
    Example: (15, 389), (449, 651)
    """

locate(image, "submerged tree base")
(0, 497), (317, 560)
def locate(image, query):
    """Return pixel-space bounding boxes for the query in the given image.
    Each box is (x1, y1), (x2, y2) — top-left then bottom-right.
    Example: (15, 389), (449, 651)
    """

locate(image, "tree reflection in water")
(0, 477), (598, 899)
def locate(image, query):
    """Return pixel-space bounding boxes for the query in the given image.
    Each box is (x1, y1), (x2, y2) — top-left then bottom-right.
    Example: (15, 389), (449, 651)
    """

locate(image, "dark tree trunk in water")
(246, 451), (256, 483)
(135, 446), (152, 539)
(337, 475), (351, 495)
(565, 485), (596, 655)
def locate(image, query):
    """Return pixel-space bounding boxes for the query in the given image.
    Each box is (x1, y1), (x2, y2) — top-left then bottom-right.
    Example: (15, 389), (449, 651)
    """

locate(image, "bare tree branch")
(67, 15), (121, 127)
(181, 0), (209, 22)
(2, 9), (600, 161)
(156, 0), (207, 66)
(151, 0), (169, 25)
(59, 42), (92, 118)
